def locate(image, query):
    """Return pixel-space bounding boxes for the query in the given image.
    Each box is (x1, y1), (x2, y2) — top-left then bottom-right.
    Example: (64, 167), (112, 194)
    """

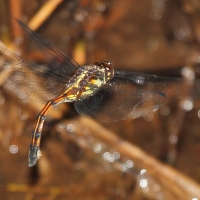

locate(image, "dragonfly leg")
(28, 94), (67, 167)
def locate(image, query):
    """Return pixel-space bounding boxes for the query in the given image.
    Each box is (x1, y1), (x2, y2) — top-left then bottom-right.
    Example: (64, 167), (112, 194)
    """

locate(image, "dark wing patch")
(74, 76), (167, 122)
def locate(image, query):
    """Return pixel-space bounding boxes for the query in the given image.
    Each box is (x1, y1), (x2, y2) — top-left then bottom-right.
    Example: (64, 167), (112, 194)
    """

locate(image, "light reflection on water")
(174, 25), (192, 41)
(160, 106), (170, 116)
(9, 145), (18, 154)
(57, 122), (165, 199)
(19, 112), (28, 121)
(66, 123), (76, 132)
(140, 179), (148, 188)
(143, 112), (153, 121)
(94, 143), (102, 153)
(180, 99), (193, 111)
(181, 67), (195, 80)
(149, 0), (165, 20)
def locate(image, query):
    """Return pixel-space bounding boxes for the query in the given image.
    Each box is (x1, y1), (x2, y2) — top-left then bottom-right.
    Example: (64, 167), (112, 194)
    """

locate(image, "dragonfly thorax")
(65, 61), (114, 101)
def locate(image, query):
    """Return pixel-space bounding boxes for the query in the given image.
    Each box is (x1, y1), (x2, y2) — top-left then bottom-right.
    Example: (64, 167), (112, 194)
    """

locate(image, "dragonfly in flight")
(0, 21), (197, 167)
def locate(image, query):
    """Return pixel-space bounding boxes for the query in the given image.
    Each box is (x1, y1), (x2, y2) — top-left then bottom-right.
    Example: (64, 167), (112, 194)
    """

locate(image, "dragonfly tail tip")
(28, 145), (42, 167)
(28, 163), (35, 167)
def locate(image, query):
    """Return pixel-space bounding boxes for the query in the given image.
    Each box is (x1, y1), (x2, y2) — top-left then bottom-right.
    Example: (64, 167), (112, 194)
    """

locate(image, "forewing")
(18, 20), (79, 78)
(0, 45), (69, 103)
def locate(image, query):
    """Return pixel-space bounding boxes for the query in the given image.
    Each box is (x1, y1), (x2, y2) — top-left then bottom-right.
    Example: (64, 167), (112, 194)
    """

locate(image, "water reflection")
(74, 9), (88, 22)
(9, 145), (18, 154)
(126, 160), (134, 168)
(160, 106), (170, 116)
(140, 169), (147, 175)
(149, 0), (165, 20)
(140, 179), (148, 188)
(14, 36), (24, 46)
(94, 143), (102, 153)
(174, 25), (191, 41)
(97, 2), (106, 12)
(144, 112), (153, 121)
(103, 152), (115, 162)
(147, 39), (159, 51)
(169, 135), (178, 145)
(113, 151), (120, 160)
(66, 123), (76, 132)
(119, 163), (128, 173)
(180, 99), (193, 111)
(181, 67), (195, 81)
(86, 135), (94, 143)
(19, 112), (28, 121)
(197, 110), (200, 118)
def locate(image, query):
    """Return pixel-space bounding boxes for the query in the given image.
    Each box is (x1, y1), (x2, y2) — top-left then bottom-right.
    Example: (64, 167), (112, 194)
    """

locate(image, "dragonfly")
(0, 21), (198, 167)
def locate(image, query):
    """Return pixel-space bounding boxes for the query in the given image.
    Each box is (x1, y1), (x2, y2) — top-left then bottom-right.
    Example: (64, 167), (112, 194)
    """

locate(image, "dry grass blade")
(28, 0), (64, 31)
(8, 0), (23, 39)
(77, 117), (200, 199)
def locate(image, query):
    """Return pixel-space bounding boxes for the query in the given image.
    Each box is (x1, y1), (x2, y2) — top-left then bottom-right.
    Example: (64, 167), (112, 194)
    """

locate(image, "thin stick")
(78, 117), (200, 199)
(8, 0), (23, 40)
(28, 0), (63, 31)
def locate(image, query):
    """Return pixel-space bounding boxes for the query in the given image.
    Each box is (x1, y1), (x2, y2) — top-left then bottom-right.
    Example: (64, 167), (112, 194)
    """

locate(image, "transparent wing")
(18, 20), (79, 78)
(74, 82), (166, 121)
(75, 70), (197, 122)
(0, 45), (69, 103)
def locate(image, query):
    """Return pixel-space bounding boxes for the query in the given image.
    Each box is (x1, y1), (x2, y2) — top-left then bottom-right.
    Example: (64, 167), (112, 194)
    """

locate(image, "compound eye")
(105, 61), (111, 65)
(100, 64), (104, 68)
(95, 60), (113, 71)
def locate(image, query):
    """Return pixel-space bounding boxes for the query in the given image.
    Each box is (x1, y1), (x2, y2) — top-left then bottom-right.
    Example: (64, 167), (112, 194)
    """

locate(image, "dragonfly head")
(95, 60), (114, 81)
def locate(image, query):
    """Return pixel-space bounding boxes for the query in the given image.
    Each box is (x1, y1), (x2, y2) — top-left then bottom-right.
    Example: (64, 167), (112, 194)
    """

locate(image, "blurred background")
(1, 0), (200, 199)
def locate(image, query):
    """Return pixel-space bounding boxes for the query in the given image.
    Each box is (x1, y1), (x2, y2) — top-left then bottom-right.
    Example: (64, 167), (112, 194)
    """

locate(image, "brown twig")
(76, 117), (200, 199)
(8, 0), (23, 41)
(27, 0), (63, 31)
